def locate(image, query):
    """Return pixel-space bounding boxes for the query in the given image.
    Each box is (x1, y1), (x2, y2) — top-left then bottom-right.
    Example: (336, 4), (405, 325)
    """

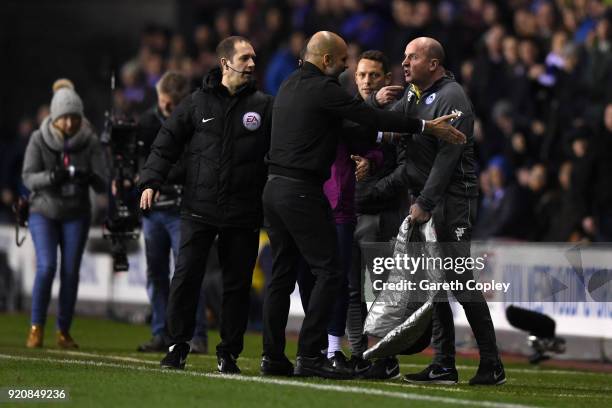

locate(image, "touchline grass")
(0, 314), (610, 408)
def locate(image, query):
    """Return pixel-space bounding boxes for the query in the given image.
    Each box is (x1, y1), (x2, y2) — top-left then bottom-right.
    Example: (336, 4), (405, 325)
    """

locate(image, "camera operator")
(135, 71), (209, 354)
(22, 80), (108, 349)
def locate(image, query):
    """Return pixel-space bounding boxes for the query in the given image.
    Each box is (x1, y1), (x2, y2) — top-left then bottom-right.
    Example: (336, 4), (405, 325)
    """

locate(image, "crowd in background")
(1, 0), (611, 243)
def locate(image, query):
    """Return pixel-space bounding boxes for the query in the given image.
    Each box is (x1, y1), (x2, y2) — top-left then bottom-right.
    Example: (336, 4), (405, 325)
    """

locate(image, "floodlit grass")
(0, 314), (610, 407)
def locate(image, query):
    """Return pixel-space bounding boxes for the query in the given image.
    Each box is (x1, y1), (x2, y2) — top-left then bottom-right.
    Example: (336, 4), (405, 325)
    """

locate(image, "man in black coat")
(139, 36), (273, 373)
(261, 31), (466, 379)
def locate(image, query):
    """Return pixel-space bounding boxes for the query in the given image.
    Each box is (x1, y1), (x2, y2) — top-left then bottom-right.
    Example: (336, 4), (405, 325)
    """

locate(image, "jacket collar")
(301, 61), (324, 75)
(421, 70), (456, 95)
(202, 67), (257, 96)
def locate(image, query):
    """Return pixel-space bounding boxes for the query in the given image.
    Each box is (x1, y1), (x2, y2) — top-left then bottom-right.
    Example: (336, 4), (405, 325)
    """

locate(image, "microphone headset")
(224, 60), (250, 75)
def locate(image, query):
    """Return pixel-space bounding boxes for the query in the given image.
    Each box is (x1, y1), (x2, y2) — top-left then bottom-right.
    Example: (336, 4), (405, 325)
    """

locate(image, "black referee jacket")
(139, 68), (273, 228)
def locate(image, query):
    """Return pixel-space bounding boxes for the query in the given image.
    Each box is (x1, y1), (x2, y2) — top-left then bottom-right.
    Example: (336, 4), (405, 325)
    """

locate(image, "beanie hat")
(50, 87), (84, 122)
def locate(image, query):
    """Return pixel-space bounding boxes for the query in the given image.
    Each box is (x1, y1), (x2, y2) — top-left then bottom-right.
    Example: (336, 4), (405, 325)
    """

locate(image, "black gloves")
(50, 167), (71, 185)
(50, 166), (91, 185)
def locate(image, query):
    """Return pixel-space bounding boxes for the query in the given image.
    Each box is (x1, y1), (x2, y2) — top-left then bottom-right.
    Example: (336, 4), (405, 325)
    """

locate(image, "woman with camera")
(22, 80), (108, 349)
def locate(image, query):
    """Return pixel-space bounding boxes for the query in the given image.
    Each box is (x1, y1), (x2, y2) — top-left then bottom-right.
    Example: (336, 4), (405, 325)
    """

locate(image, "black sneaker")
(294, 354), (353, 379)
(261, 355), (294, 376)
(361, 356), (400, 380)
(138, 334), (169, 352)
(217, 352), (241, 374)
(403, 363), (458, 385)
(329, 351), (350, 371)
(160, 342), (190, 369)
(469, 361), (506, 385)
(349, 355), (372, 377)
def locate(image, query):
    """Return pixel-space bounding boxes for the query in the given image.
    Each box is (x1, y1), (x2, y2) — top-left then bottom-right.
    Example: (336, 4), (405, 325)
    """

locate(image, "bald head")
(402, 37), (446, 90)
(408, 37), (445, 66)
(304, 31), (348, 77)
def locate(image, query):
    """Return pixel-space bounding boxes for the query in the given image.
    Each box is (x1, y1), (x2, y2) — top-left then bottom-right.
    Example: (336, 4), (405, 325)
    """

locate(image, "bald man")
(261, 31), (466, 379)
(371, 37), (505, 386)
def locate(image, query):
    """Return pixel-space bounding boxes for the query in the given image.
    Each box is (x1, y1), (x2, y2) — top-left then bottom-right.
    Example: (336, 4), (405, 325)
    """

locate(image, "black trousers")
(430, 194), (500, 366)
(165, 218), (259, 356)
(262, 176), (341, 358)
(347, 209), (404, 355)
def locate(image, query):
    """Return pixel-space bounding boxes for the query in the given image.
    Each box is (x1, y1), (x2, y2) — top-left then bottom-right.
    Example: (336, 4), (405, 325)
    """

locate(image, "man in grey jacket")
(368, 38), (505, 386)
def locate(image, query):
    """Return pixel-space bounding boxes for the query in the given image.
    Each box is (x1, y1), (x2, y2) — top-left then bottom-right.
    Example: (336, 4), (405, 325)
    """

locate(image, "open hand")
(424, 113), (466, 144)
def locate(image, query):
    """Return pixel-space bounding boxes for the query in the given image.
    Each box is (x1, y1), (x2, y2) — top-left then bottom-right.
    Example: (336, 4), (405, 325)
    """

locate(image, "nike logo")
(202, 117), (215, 123)
(354, 365), (370, 374)
(493, 370), (503, 381)
(428, 370), (450, 379)
(386, 364), (399, 376)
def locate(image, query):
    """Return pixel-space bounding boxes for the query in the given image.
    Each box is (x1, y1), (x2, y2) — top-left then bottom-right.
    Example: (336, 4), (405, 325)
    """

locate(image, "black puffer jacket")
(139, 68), (273, 228)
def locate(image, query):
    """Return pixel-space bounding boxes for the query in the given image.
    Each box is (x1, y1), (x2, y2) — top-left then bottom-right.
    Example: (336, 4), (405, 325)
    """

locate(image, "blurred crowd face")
(412, 1), (432, 28)
(392, 0), (412, 27)
(53, 114), (82, 137)
(558, 161), (572, 191)
(529, 164), (547, 192)
(485, 25), (505, 57)
(502, 36), (519, 65)
(355, 58), (389, 99)
(489, 166), (505, 189)
(402, 40), (437, 89)
(514, 9), (538, 38)
(157, 92), (176, 118)
(234, 10), (251, 36)
(222, 41), (256, 87)
(604, 103), (612, 132)
(519, 39), (539, 66)
(551, 31), (568, 54)
(536, 2), (556, 34)
(289, 32), (306, 58)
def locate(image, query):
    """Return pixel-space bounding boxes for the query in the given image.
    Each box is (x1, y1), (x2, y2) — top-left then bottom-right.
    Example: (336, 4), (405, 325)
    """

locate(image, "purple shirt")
(323, 140), (383, 224)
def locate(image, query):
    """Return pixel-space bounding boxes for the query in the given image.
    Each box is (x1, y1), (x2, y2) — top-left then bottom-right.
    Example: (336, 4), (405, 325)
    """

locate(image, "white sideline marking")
(0, 353), (539, 408)
(51, 350), (607, 377)
(398, 363), (605, 376)
(47, 349), (159, 365)
(47, 350), (606, 377)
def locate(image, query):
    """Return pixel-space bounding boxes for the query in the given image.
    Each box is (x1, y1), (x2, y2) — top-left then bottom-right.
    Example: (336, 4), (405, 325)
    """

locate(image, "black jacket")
(138, 106), (186, 196)
(139, 68), (273, 228)
(370, 74), (478, 213)
(266, 62), (423, 184)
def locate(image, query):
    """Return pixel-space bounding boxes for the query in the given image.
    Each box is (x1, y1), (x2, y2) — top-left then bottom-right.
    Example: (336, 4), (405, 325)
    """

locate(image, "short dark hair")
(216, 36), (250, 61)
(358, 50), (390, 74)
(156, 71), (190, 103)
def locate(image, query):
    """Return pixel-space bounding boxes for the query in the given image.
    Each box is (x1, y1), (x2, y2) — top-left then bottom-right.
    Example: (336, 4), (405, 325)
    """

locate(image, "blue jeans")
(297, 222), (354, 337)
(29, 213), (90, 332)
(142, 210), (207, 340)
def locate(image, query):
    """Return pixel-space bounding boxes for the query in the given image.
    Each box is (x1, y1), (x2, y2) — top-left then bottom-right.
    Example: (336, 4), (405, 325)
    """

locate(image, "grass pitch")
(0, 314), (610, 407)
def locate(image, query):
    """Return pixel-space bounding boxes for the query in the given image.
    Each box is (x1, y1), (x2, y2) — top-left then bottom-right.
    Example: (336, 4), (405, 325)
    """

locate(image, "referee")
(139, 36), (272, 374)
(260, 31), (466, 379)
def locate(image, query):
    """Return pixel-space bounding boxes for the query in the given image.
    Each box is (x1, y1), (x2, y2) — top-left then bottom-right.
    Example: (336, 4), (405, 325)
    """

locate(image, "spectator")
(264, 31), (305, 95)
(474, 156), (528, 239)
(22, 80), (108, 349)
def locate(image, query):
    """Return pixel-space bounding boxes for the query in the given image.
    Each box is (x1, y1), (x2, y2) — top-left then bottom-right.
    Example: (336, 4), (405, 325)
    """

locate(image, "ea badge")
(425, 93), (436, 105)
(243, 112), (261, 131)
